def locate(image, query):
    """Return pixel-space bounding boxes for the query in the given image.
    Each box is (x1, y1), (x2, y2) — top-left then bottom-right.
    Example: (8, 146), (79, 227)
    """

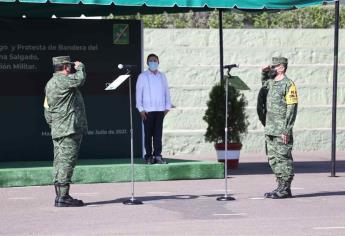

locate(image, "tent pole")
(219, 9), (224, 83)
(331, 0), (340, 177)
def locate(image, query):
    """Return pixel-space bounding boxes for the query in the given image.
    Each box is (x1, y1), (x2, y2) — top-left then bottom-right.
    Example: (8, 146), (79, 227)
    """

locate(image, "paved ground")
(1, 151), (345, 236)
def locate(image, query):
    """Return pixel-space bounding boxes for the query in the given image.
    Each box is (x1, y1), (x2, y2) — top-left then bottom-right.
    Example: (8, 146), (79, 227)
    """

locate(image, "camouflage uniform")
(257, 71), (270, 126)
(257, 72), (270, 155)
(44, 56), (87, 206)
(263, 57), (298, 198)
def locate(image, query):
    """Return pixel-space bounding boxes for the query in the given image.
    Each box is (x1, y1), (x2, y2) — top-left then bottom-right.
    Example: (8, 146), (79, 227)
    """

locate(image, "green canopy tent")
(0, 0), (340, 175)
(0, 1), (327, 17)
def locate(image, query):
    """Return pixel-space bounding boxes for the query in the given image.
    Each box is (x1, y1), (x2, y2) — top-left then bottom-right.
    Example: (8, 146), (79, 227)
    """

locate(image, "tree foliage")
(107, 6), (345, 29)
(203, 80), (249, 144)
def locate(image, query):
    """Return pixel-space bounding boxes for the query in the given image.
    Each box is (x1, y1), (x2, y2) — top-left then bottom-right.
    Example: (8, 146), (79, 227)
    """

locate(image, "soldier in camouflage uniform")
(44, 56), (88, 207)
(261, 57), (298, 199)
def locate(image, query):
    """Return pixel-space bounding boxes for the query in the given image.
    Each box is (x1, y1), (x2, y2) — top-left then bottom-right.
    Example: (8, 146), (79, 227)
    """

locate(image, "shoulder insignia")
(285, 83), (298, 105)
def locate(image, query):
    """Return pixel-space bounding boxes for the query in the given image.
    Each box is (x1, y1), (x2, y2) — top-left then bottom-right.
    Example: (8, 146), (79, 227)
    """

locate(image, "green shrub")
(203, 80), (249, 144)
(107, 5), (345, 29)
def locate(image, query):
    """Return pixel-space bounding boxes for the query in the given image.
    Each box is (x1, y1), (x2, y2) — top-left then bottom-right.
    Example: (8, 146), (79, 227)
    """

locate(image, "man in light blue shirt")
(136, 54), (172, 164)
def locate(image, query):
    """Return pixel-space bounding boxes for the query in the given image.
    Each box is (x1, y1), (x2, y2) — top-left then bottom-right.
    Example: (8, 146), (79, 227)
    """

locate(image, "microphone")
(223, 64), (239, 69)
(118, 64), (137, 70)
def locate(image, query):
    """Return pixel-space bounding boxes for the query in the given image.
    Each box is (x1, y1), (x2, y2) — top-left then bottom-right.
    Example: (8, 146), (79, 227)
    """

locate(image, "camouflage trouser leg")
(53, 133), (83, 186)
(266, 135), (294, 182)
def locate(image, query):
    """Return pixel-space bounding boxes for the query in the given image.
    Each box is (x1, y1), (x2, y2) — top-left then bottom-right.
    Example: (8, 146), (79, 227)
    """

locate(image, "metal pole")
(220, 9), (226, 191)
(123, 73), (143, 205)
(217, 72), (235, 201)
(224, 73), (229, 197)
(217, 9), (235, 200)
(331, 0), (340, 177)
(219, 9), (224, 83)
(129, 75), (135, 198)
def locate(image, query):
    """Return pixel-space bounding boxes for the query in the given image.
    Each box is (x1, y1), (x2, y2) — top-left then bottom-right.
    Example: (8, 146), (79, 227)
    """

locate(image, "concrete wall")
(143, 29), (345, 155)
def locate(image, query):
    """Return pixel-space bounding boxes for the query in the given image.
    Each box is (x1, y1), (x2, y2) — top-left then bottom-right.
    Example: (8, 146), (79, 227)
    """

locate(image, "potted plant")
(203, 78), (249, 169)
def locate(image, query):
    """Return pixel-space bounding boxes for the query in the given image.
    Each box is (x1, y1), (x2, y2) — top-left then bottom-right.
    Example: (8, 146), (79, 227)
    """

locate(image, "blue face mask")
(148, 61), (159, 71)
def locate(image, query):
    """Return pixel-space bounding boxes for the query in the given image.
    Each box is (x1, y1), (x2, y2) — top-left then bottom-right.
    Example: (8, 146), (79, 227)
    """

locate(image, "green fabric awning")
(0, 0), (328, 17)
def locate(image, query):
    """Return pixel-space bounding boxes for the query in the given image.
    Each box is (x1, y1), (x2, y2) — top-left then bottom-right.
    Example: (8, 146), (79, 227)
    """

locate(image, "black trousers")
(143, 111), (165, 157)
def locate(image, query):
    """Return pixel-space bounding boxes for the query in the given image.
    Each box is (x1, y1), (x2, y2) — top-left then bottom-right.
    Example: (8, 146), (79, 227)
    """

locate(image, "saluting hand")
(262, 65), (271, 72)
(74, 61), (81, 68)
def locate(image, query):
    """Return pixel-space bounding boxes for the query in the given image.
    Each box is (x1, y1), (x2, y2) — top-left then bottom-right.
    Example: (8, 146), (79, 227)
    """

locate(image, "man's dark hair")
(147, 53), (159, 62)
(54, 63), (72, 73)
(282, 63), (288, 73)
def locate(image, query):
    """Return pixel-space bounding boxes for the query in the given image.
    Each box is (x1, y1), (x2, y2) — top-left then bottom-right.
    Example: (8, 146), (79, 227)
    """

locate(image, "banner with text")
(0, 19), (143, 161)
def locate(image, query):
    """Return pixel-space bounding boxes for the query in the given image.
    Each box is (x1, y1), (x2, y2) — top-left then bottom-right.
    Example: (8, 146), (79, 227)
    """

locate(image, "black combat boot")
(264, 178), (283, 198)
(54, 182), (59, 205)
(271, 180), (292, 199)
(54, 183), (85, 207)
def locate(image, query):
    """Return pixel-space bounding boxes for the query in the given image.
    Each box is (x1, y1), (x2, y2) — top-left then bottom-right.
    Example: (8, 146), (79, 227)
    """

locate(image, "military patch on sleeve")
(285, 83), (298, 105)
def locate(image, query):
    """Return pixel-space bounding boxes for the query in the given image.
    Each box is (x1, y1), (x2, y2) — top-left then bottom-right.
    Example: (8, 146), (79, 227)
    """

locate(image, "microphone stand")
(217, 66), (236, 201)
(123, 69), (143, 205)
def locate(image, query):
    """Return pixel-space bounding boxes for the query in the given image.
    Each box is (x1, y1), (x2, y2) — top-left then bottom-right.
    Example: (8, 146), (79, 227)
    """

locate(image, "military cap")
(52, 56), (73, 66)
(272, 57), (288, 66)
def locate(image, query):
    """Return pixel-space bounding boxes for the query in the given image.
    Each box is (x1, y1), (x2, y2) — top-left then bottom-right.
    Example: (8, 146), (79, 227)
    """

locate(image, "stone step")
(169, 85), (345, 108)
(164, 106), (345, 130)
(162, 129), (345, 155)
(148, 47), (345, 66)
(164, 66), (345, 86)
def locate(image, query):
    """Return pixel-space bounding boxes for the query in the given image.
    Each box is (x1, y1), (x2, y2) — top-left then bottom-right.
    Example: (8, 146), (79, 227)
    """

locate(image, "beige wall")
(143, 29), (345, 155)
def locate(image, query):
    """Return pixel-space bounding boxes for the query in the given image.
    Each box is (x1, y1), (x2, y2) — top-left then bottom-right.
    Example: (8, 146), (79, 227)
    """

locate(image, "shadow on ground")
(85, 190), (345, 206)
(229, 161), (345, 175)
(294, 190), (345, 198)
(85, 194), (225, 206)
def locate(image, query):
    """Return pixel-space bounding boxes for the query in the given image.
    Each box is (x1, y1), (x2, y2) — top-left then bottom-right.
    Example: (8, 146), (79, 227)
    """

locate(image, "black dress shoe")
(154, 156), (167, 164)
(144, 156), (155, 165)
